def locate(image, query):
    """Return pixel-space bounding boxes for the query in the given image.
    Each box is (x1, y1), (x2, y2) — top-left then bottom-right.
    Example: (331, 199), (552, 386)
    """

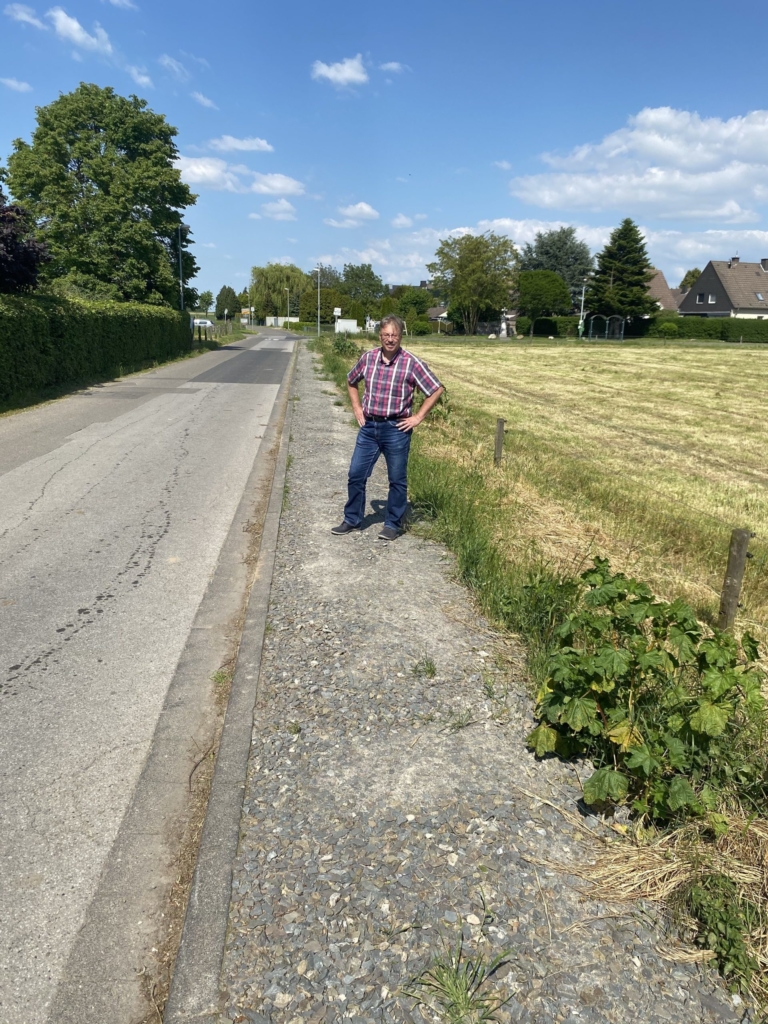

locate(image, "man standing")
(332, 314), (444, 541)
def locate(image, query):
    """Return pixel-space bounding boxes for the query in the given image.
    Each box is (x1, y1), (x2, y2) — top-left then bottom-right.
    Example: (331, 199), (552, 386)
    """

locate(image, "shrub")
(658, 321), (679, 338)
(527, 558), (767, 824)
(332, 334), (362, 358)
(0, 294), (190, 400)
(410, 318), (432, 336)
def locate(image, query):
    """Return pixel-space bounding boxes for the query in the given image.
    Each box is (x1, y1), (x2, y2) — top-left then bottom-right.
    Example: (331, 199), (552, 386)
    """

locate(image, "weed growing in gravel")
(403, 937), (512, 1024)
(413, 655), (437, 678)
(445, 708), (478, 733)
(287, 721), (302, 735)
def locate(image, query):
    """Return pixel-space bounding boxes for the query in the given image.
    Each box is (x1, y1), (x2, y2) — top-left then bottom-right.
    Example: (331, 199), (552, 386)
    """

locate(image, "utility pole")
(284, 286), (290, 326)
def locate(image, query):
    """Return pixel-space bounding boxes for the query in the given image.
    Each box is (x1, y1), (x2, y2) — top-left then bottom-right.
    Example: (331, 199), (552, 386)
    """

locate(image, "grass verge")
(308, 332), (768, 1009)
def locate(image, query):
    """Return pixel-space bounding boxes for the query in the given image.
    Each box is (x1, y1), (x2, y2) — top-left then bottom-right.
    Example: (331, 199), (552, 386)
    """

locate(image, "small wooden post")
(494, 418), (505, 466)
(197, 325), (201, 345)
(718, 528), (752, 630)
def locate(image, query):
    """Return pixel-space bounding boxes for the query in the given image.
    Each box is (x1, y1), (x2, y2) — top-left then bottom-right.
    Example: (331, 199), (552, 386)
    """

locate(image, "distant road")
(0, 330), (295, 1024)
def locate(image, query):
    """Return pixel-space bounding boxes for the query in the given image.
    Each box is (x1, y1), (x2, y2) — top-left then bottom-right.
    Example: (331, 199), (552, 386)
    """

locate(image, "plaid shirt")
(347, 347), (442, 419)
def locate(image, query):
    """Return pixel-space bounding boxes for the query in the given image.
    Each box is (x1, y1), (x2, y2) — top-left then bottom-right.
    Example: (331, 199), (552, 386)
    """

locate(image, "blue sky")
(3, 0), (768, 296)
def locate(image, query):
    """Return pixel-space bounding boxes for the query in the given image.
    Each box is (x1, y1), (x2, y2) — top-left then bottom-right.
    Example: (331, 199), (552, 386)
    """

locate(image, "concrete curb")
(163, 344), (298, 1024)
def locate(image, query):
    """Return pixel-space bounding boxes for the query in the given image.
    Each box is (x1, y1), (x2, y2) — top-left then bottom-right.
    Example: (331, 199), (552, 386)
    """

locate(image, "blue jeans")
(343, 420), (412, 530)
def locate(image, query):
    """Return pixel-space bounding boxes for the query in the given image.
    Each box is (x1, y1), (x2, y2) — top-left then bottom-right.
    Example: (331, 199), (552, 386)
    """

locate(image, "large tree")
(250, 262), (311, 318)
(586, 218), (656, 318)
(396, 286), (432, 319)
(0, 188), (49, 294)
(6, 83), (197, 306)
(519, 226), (593, 301)
(299, 287), (364, 323)
(679, 267), (702, 292)
(517, 270), (571, 335)
(340, 263), (384, 308)
(198, 290), (213, 313)
(427, 232), (517, 336)
(215, 285), (238, 320)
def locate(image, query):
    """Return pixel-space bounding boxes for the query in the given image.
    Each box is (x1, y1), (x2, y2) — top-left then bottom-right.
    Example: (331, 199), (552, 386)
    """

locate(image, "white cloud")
(493, 160), (511, 170)
(127, 64), (152, 87)
(159, 53), (189, 81)
(325, 201), (380, 228)
(191, 90), (217, 109)
(3, 3), (45, 28)
(476, 217), (611, 251)
(181, 50), (209, 68)
(209, 135), (273, 153)
(511, 107), (768, 222)
(380, 61), (405, 72)
(175, 158), (304, 196)
(102, 0), (136, 8)
(262, 198), (297, 221)
(311, 53), (368, 88)
(175, 156), (242, 191)
(251, 173), (304, 195)
(1, 76), (32, 91)
(248, 213), (261, 220)
(46, 7), (112, 54)
(199, 242), (216, 248)
(392, 213), (412, 228)
(340, 201), (378, 220)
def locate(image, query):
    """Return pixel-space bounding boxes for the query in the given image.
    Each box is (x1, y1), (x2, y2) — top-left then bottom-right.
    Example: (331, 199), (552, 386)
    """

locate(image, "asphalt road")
(0, 330), (295, 1024)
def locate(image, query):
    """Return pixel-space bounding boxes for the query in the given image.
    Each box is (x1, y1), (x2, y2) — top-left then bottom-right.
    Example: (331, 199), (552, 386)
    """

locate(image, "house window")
(696, 293), (705, 304)
(757, 292), (765, 301)
(708, 294), (716, 303)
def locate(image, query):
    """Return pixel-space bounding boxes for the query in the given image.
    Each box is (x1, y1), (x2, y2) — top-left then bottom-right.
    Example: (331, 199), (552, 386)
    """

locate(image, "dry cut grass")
(408, 337), (768, 634)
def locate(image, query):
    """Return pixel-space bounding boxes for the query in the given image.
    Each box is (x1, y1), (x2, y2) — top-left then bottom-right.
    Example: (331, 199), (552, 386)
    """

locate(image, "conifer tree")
(586, 219), (656, 317)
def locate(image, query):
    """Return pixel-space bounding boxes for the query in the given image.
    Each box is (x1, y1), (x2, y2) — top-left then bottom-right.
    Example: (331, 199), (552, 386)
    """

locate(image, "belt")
(365, 414), (401, 422)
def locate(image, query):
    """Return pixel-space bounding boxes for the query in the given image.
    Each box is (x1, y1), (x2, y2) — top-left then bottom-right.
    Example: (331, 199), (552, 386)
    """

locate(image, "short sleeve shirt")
(347, 347), (442, 419)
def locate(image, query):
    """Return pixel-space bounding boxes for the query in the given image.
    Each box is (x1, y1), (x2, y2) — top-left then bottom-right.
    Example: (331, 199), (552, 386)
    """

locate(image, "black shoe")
(377, 526), (400, 541)
(331, 521), (361, 535)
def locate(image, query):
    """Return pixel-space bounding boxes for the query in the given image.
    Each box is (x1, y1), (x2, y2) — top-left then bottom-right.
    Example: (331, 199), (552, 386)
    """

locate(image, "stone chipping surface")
(218, 342), (747, 1023)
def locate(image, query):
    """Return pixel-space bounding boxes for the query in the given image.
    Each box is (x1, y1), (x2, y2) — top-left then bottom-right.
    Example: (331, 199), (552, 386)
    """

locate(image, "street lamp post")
(284, 286), (290, 327)
(578, 278), (587, 338)
(315, 266), (321, 337)
(178, 223), (184, 311)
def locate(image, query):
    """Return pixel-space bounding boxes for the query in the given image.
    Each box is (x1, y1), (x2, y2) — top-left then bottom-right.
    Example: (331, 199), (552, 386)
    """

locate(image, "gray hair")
(379, 313), (405, 338)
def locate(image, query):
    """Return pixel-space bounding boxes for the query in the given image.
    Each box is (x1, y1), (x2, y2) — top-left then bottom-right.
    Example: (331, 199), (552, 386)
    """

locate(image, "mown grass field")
(405, 337), (768, 635)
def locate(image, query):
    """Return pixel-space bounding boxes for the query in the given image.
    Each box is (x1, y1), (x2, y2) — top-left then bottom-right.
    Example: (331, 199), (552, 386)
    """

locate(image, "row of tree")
(200, 219), (681, 337)
(427, 219), (694, 334)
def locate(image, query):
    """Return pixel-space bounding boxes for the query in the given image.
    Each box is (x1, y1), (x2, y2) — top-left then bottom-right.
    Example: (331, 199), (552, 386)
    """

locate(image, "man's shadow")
(360, 498), (414, 530)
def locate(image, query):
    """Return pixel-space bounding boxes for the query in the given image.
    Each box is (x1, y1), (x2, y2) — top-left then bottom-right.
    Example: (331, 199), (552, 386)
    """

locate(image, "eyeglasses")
(380, 333), (400, 340)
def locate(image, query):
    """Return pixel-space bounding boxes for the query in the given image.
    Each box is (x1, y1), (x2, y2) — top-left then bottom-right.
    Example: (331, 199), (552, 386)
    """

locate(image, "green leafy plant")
(403, 937), (511, 1023)
(332, 334), (361, 357)
(687, 873), (759, 991)
(527, 558), (767, 823)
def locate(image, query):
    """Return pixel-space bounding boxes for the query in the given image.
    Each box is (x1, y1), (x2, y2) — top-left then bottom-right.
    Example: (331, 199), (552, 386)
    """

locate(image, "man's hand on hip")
(396, 414), (420, 432)
(354, 407), (366, 427)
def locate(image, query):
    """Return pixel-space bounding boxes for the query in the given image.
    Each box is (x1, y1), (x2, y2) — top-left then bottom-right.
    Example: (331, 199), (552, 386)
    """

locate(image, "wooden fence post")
(494, 418), (505, 466)
(718, 528), (752, 630)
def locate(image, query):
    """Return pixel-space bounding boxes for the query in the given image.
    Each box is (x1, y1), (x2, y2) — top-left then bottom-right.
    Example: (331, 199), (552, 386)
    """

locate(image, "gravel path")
(217, 342), (747, 1024)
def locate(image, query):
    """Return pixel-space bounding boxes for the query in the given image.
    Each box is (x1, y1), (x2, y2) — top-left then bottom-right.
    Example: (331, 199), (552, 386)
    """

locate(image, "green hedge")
(515, 315), (580, 337)
(665, 317), (768, 342)
(0, 295), (191, 400)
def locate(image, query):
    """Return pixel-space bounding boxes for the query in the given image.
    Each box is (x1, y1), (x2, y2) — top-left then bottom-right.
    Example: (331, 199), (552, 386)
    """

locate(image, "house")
(427, 305), (448, 321)
(648, 268), (680, 311)
(678, 258), (768, 318)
